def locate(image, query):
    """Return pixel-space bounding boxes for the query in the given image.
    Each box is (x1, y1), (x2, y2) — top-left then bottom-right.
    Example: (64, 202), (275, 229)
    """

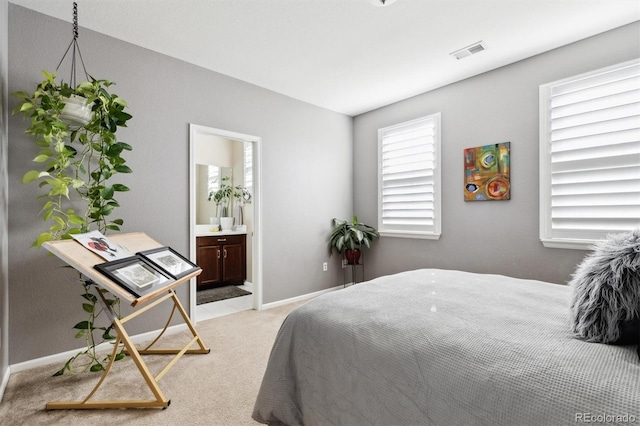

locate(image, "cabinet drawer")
(197, 234), (245, 247)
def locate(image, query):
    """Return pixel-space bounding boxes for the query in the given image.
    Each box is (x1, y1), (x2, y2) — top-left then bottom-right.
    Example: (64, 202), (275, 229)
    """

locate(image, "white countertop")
(195, 224), (247, 237)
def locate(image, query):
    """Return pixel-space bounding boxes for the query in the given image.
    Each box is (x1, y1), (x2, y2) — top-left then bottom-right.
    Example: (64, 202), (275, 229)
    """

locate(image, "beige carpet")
(0, 300), (306, 426)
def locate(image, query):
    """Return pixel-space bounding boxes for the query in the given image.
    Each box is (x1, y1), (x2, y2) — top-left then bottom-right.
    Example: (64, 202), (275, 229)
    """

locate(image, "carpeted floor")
(0, 300), (307, 425)
(197, 286), (252, 305)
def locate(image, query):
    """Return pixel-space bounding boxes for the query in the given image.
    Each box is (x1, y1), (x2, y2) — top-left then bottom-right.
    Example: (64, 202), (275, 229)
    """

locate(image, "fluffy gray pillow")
(569, 229), (640, 345)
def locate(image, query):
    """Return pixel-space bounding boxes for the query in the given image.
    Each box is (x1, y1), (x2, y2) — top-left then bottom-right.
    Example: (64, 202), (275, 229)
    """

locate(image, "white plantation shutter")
(540, 59), (640, 249)
(244, 142), (253, 193)
(378, 113), (441, 239)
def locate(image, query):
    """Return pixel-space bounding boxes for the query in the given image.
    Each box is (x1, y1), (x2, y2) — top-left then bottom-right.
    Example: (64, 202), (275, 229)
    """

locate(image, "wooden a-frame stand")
(43, 232), (209, 410)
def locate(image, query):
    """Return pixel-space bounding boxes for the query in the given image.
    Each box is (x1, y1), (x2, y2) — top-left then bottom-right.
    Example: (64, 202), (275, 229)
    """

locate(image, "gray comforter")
(252, 269), (640, 425)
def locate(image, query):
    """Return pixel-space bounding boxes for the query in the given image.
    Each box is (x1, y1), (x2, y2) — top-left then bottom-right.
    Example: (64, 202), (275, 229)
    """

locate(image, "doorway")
(188, 124), (262, 323)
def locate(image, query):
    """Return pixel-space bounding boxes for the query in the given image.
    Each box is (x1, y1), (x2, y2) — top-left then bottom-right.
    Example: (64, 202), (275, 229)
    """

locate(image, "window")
(207, 165), (220, 196)
(378, 113), (441, 239)
(539, 59), (640, 249)
(244, 141), (253, 194)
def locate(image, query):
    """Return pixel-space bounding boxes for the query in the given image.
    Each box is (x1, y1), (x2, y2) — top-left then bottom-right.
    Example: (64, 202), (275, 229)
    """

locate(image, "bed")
(252, 269), (640, 425)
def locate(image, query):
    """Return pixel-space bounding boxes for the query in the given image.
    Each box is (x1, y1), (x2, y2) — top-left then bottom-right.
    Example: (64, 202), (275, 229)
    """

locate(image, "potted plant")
(208, 176), (251, 230)
(13, 70), (133, 375)
(328, 215), (379, 265)
(208, 176), (233, 218)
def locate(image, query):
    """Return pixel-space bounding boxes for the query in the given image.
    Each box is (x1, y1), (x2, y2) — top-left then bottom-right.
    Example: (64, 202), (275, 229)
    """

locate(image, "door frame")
(188, 124), (263, 322)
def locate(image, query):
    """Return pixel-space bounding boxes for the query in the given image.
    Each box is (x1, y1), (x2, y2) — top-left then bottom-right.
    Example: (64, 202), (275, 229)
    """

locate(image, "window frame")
(539, 58), (640, 250)
(377, 113), (442, 240)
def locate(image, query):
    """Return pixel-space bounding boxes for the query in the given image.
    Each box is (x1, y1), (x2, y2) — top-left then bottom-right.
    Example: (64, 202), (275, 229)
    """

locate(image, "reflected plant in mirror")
(208, 176), (251, 218)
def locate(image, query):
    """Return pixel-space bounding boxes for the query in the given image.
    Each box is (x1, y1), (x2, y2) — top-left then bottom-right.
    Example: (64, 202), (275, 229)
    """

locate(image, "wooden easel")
(43, 232), (209, 409)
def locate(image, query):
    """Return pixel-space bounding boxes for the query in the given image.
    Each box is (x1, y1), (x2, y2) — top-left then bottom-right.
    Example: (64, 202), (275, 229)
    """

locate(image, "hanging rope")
(55, 1), (90, 87)
(73, 2), (79, 40)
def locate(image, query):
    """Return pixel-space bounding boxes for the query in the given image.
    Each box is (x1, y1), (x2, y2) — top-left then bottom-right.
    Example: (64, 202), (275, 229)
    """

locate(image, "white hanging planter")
(60, 94), (94, 127)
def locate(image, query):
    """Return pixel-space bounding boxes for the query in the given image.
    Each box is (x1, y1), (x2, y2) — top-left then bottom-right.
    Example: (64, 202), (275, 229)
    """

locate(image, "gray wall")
(1, 0), (9, 385)
(8, 5), (352, 364)
(354, 21), (640, 285)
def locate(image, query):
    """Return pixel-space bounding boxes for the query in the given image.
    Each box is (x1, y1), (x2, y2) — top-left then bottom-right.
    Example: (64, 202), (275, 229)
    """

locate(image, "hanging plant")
(13, 70), (133, 375)
(14, 70), (132, 242)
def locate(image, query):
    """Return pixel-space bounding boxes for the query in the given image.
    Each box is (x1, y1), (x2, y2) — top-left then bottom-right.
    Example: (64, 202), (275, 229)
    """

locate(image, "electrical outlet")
(322, 262), (328, 272)
(342, 259), (347, 268)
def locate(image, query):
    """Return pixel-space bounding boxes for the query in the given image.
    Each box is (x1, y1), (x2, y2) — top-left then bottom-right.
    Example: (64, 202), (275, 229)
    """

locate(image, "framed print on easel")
(137, 246), (201, 279)
(44, 232), (209, 410)
(94, 255), (175, 298)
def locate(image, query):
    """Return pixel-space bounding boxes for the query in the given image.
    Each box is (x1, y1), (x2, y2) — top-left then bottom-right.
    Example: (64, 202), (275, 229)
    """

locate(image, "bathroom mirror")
(195, 164), (232, 225)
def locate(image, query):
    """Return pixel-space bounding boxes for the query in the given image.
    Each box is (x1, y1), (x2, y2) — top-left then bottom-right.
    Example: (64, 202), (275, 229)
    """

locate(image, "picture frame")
(94, 255), (176, 298)
(464, 142), (511, 201)
(137, 246), (201, 280)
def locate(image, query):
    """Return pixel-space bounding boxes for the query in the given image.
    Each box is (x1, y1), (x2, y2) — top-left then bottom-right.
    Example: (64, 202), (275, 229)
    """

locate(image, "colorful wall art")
(464, 142), (510, 201)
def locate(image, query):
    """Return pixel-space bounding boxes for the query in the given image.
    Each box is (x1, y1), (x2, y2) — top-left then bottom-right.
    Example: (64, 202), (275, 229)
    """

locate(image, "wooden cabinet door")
(222, 243), (245, 284)
(197, 244), (222, 287)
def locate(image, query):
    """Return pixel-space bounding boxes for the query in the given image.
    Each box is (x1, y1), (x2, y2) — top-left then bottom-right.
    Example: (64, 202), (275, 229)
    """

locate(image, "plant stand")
(43, 232), (209, 410)
(344, 252), (364, 287)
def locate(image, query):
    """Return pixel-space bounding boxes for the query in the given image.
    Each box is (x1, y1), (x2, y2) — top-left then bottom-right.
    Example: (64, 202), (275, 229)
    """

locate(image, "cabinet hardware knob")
(217, 249), (221, 259)
(223, 249), (227, 258)
(218, 238), (227, 242)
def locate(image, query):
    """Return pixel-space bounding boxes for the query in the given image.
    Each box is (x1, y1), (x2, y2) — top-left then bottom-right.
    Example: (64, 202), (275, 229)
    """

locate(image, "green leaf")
(22, 170), (41, 184)
(90, 364), (104, 372)
(112, 218), (124, 225)
(100, 205), (114, 217)
(49, 181), (70, 197)
(102, 331), (116, 340)
(112, 184), (130, 192)
(32, 154), (49, 163)
(63, 145), (78, 156)
(73, 321), (92, 330)
(114, 165), (132, 173)
(101, 186), (114, 200)
(40, 200), (54, 212)
(42, 208), (54, 221)
(106, 144), (124, 156)
(112, 97), (128, 107)
(19, 102), (35, 112)
(68, 214), (85, 225)
(32, 232), (53, 247)
(81, 293), (98, 303)
(42, 69), (56, 82)
(82, 303), (95, 314)
(61, 229), (80, 239)
(77, 81), (93, 91)
(118, 142), (133, 151)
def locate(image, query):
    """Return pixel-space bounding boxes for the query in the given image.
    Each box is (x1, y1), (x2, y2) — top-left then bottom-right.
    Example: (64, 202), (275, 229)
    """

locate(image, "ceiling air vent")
(450, 41), (488, 60)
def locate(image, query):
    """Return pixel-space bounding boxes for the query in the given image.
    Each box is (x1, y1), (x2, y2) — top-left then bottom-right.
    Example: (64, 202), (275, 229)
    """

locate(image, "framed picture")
(94, 255), (175, 298)
(464, 142), (511, 201)
(137, 246), (200, 279)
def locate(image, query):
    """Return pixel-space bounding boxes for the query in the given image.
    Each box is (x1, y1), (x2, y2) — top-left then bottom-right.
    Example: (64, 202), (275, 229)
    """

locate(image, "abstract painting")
(464, 142), (510, 201)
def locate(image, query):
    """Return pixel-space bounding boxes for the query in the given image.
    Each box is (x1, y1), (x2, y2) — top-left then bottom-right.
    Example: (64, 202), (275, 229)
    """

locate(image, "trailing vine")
(13, 70), (133, 374)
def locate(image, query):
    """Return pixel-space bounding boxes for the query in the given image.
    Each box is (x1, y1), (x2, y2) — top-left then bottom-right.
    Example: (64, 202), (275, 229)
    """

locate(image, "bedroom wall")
(353, 21), (640, 285)
(1, 0), (10, 390)
(7, 5), (352, 364)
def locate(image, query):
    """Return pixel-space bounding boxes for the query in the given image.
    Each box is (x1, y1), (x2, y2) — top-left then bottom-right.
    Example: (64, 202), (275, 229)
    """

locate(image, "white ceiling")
(10, 0), (640, 116)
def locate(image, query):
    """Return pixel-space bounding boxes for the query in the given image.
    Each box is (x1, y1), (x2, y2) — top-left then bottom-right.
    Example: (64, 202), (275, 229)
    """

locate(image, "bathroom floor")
(195, 282), (254, 322)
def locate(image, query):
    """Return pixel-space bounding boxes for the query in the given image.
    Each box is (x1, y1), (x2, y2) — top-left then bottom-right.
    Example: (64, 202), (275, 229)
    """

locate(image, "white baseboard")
(9, 323), (188, 374)
(8, 284), (344, 375)
(0, 366), (10, 403)
(261, 284), (344, 310)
